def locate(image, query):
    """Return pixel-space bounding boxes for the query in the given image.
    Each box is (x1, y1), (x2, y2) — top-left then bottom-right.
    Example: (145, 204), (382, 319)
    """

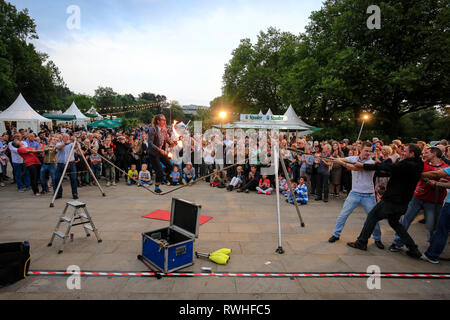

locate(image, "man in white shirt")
(328, 141), (384, 249)
(8, 133), (30, 192)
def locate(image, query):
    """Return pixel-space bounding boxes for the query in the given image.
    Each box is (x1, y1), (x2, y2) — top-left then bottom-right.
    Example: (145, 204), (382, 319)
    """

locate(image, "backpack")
(0, 242), (31, 286)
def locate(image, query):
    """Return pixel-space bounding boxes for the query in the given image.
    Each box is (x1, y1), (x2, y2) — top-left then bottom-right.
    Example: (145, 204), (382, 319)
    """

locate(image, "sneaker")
(35, 192), (40, 196)
(328, 235), (340, 243)
(72, 195), (79, 200)
(106, 182), (111, 187)
(244, 189), (249, 193)
(258, 191), (263, 194)
(420, 253), (439, 264)
(266, 192), (271, 195)
(388, 243), (402, 252)
(112, 182), (116, 186)
(236, 189), (243, 193)
(18, 189), (25, 193)
(155, 188), (162, 194)
(0, 182), (5, 187)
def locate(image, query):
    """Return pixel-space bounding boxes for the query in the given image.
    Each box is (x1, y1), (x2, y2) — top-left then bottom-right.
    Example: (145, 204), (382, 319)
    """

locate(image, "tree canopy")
(222, 0), (450, 139)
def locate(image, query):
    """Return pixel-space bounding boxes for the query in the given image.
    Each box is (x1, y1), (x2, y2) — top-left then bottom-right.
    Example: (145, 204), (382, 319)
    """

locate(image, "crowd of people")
(1, 114), (450, 263)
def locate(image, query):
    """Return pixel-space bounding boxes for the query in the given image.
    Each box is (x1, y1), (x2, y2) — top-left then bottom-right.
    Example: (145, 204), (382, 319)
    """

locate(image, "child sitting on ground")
(209, 169), (222, 187)
(256, 174), (273, 195)
(286, 176), (308, 205)
(127, 164), (138, 185)
(138, 163), (153, 186)
(169, 166), (181, 185)
(227, 166), (245, 191)
(279, 175), (288, 195)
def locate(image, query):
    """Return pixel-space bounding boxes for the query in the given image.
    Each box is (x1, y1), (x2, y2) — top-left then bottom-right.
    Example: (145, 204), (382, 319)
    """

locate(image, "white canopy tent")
(61, 101), (90, 126)
(87, 106), (103, 120)
(0, 93), (51, 134)
(214, 106), (320, 135)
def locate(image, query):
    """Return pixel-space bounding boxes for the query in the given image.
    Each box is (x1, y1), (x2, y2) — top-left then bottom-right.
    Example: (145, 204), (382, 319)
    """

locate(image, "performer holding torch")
(149, 114), (177, 193)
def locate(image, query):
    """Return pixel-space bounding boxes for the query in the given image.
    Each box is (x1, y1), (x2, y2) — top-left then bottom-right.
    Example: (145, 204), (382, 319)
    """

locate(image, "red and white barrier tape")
(28, 271), (450, 279)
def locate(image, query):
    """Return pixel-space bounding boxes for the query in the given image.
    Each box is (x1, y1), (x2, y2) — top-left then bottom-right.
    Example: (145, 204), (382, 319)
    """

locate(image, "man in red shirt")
(389, 146), (449, 252)
(13, 140), (43, 196)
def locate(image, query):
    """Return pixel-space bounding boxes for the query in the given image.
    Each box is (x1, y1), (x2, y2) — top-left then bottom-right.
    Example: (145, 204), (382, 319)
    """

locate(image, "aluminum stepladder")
(48, 200), (102, 254)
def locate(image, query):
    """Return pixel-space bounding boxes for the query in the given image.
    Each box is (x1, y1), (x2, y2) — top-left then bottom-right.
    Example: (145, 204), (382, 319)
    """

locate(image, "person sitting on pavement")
(138, 163), (153, 187)
(256, 174), (273, 195)
(227, 165), (246, 191)
(127, 164), (138, 185)
(182, 162), (196, 185)
(237, 165), (261, 193)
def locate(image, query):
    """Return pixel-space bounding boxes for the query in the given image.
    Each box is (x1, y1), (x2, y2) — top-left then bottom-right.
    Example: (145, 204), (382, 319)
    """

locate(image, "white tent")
(87, 106), (103, 120)
(0, 93), (51, 134)
(266, 108), (273, 116)
(62, 101), (90, 126)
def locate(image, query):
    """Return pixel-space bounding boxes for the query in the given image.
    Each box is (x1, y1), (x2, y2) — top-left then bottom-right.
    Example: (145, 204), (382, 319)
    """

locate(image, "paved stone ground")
(0, 173), (449, 300)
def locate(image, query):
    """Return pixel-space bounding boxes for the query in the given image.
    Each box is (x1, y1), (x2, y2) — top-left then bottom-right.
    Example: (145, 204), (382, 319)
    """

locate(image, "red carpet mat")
(142, 210), (212, 225)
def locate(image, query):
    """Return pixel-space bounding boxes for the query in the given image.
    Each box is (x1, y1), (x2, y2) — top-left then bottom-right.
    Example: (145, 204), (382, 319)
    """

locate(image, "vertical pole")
(274, 144), (284, 254)
(50, 140), (77, 208)
(279, 148), (305, 228)
(357, 120), (365, 141)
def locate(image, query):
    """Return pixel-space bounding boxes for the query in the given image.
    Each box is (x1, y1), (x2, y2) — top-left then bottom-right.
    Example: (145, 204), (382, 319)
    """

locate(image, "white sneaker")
(420, 253), (439, 264)
(0, 182), (5, 187)
(112, 182), (116, 186)
(106, 182), (111, 187)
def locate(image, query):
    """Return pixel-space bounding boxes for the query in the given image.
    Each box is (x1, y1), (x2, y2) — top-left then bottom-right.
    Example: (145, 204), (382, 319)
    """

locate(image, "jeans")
(40, 163), (57, 193)
(393, 196), (442, 247)
(315, 172), (329, 200)
(182, 173), (195, 183)
(56, 162), (78, 197)
(357, 200), (418, 251)
(12, 162), (30, 190)
(138, 180), (153, 185)
(424, 203), (450, 261)
(333, 191), (381, 241)
(90, 163), (101, 180)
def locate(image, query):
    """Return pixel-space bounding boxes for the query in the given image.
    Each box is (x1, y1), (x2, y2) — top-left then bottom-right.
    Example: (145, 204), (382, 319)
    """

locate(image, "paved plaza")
(0, 176), (449, 300)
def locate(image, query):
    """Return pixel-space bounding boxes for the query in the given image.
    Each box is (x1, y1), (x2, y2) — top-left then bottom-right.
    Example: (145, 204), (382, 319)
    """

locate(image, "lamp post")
(357, 114), (370, 141)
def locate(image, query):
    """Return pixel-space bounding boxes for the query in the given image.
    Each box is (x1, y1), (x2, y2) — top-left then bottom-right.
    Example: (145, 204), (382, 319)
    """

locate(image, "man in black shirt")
(347, 144), (424, 258)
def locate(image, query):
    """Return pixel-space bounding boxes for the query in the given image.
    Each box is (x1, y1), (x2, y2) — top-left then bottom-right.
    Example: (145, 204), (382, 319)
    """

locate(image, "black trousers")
(115, 156), (128, 181)
(357, 200), (418, 251)
(27, 164), (41, 194)
(315, 172), (329, 200)
(240, 177), (259, 191)
(150, 153), (173, 183)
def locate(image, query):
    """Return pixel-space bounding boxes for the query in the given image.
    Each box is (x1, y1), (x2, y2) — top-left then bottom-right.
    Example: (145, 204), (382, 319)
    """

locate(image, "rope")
(84, 143), (247, 195)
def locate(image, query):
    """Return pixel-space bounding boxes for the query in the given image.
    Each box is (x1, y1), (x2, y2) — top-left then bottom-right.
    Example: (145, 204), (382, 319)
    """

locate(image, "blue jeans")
(12, 162), (30, 190)
(90, 164), (101, 180)
(56, 162), (78, 197)
(333, 191), (382, 241)
(40, 163), (57, 193)
(393, 196), (441, 247)
(138, 180), (153, 185)
(425, 203), (450, 261)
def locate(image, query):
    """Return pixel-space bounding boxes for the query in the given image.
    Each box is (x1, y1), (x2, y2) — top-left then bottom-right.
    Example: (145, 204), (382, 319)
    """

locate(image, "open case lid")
(170, 198), (201, 238)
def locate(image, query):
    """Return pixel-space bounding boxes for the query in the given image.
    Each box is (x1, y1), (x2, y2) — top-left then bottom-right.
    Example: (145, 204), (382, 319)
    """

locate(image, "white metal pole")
(357, 120), (365, 141)
(274, 144), (284, 254)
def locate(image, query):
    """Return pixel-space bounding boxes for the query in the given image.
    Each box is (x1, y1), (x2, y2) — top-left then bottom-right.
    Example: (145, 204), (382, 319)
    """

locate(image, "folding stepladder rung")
(48, 201), (102, 254)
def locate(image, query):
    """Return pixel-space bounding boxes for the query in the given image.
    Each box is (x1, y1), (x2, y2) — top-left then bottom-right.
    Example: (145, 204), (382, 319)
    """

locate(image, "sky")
(10, 0), (324, 106)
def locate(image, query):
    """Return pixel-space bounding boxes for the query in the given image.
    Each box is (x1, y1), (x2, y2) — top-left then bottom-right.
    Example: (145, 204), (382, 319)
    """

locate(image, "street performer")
(149, 114), (176, 193)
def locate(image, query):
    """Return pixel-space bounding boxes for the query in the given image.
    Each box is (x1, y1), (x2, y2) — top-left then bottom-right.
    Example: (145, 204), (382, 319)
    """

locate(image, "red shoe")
(266, 192), (271, 195)
(258, 191), (263, 194)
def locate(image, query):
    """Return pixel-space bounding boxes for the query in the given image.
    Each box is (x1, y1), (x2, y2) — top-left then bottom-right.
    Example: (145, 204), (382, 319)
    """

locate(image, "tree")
(94, 86), (118, 107)
(0, 0), (58, 109)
